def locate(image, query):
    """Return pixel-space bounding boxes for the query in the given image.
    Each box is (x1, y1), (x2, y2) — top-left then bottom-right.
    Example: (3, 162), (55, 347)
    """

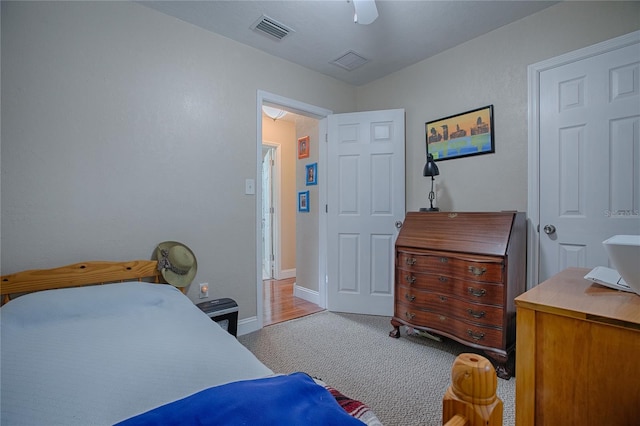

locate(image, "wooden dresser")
(389, 211), (526, 379)
(515, 268), (640, 426)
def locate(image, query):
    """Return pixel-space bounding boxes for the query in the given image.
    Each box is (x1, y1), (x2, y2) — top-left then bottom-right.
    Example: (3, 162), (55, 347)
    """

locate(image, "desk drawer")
(396, 269), (504, 305)
(395, 301), (504, 348)
(396, 285), (504, 326)
(397, 251), (503, 283)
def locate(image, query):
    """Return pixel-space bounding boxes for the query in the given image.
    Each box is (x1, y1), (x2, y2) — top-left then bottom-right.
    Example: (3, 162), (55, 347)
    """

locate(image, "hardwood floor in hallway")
(263, 277), (324, 326)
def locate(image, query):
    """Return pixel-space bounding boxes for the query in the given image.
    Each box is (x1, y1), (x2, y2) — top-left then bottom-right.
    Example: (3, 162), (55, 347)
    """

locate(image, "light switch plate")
(245, 179), (255, 195)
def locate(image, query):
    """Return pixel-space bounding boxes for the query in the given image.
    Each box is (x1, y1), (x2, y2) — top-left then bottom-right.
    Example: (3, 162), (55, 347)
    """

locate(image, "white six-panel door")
(538, 37), (640, 282)
(326, 109), (405, 315)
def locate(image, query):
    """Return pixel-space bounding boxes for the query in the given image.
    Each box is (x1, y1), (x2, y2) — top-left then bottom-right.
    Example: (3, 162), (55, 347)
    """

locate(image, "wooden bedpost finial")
(442, 353), (503, 426)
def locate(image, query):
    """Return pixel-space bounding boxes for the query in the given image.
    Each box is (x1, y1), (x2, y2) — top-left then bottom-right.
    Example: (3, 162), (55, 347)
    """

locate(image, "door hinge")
(325, 204), (328, 213)
(325, 133), (328, 143)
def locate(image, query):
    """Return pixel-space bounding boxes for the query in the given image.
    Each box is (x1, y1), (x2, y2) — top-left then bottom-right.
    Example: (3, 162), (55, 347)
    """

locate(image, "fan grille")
(251, 15), (293, 41)
(331, 51), (370, 71)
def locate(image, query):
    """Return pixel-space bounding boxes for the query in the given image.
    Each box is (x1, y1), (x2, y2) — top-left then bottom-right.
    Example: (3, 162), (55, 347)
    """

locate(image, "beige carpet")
(239, 311), (515, 426)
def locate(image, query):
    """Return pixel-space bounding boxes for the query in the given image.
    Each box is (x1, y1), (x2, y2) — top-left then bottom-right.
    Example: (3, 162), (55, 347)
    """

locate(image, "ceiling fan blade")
(353, 0), (378, 25)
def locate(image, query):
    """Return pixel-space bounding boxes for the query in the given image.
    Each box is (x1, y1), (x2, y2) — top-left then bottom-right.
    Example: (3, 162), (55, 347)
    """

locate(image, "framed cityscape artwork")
(426, 105), (494, 161)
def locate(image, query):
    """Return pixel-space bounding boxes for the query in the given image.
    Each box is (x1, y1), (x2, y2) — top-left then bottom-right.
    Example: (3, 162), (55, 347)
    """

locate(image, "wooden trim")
(515, 306), (536, 426)
(444, 415), (469, 426)
(1, 260), (162, 304)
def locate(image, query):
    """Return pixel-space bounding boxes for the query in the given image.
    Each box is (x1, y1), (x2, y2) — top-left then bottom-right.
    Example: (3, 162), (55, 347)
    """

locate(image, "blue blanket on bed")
(115, 372), (364, 426)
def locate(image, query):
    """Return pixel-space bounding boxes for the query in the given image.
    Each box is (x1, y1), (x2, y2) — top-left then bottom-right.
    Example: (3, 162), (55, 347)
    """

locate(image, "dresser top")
(396, 211), (520, 257)
(515, 268), (640, 328)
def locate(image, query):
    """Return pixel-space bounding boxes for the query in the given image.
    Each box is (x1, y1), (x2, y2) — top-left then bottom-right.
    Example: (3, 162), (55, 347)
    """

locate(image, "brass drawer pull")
(405, 275), (416, 284)
(405, 312), (415, 320)
(439, 295), (447, 302)
(405, 293), (416, 302)
(468, 266), (487, 276)
(405, 257), (416, 265)
(439, 315), (446, 322)
(468, 287), (486, 297)
(438, 276), (448, 283)
(440, 257), (449, 263)
(467, 308), (486, 319)
(467, 330), (485, 341)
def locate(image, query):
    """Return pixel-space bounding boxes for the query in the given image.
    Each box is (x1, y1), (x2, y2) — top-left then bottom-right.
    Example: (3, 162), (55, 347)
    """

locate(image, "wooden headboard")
(1, 260), (164, 305)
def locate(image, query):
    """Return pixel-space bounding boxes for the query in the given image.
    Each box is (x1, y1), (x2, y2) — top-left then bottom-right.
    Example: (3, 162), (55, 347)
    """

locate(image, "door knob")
(543, 224), (556, 235)
(395, 221), (403, 229)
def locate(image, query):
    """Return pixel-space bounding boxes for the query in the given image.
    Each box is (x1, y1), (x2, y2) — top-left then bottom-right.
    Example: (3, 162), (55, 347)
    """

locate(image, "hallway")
(263, 277), (323, 326)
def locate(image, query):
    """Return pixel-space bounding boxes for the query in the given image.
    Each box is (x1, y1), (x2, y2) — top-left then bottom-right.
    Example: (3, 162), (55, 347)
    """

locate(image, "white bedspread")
(0, 282), (273, 425)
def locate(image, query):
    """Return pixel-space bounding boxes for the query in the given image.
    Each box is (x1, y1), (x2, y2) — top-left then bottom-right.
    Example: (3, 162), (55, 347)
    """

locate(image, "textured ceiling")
(141, 0), (558, 86)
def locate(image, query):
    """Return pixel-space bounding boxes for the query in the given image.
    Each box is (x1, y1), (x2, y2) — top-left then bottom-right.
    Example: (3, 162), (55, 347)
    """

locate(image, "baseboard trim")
(278, 268), (296, 279)
(293, 283), (320, 305)
(238, 316), (259, 336)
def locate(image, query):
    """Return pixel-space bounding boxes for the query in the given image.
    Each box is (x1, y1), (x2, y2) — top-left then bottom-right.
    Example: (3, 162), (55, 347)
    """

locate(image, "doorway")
(257, 91), (332, 328)
(262, 277), (324, 326)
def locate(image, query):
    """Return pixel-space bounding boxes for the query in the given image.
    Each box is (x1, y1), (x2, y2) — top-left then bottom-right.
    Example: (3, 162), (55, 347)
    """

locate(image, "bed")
(0, 260), (381, 425)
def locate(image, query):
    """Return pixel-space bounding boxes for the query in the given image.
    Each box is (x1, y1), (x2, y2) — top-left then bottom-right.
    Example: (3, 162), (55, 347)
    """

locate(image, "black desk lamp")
(420, 153), (440, 212)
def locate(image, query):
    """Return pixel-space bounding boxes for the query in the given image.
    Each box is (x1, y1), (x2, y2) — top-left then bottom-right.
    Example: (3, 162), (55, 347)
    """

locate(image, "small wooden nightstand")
(515, 268), (640, 425)
(196, 298), (238, 337)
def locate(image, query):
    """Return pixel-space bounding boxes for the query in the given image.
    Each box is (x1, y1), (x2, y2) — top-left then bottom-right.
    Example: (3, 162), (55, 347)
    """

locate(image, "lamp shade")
(423, 153), (440, 177)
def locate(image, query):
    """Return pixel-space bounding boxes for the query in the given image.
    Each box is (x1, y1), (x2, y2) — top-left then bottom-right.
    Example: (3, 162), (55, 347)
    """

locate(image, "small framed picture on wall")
(298, 136), (310, 159)
(298, 191), (309, 212)
(306, 163), (317, 186)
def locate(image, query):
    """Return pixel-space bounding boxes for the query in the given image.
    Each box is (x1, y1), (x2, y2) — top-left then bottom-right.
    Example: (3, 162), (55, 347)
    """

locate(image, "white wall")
(357, 1), (640, 213)
(295, 117), (320, 293)
(3, 0), (639, 326)
(0, 1), (356, 321)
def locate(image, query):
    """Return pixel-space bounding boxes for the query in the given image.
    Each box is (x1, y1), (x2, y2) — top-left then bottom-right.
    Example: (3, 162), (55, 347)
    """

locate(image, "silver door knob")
(395, 221), (403, 229)
(543, 224), (556, 235)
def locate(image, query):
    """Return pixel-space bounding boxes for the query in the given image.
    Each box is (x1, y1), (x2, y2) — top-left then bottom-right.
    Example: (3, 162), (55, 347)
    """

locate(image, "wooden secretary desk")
(389, 211), (527, 379)
(515, 268), (640, 425)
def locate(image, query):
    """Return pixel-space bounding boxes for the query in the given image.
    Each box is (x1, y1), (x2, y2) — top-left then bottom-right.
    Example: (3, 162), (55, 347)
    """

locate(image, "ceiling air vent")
(330, 50), (369, 71)
(251, 15), (294, 41)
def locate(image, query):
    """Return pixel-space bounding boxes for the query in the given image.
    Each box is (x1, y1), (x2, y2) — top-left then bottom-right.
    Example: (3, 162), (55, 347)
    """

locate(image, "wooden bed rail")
(1, 260), (162, 305)
(443, 353), (503, 426)
(444, 415), (470, 426)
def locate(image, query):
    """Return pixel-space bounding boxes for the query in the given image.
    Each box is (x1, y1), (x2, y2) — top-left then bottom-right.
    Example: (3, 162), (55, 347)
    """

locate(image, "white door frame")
(261, 142), (281, 280)
(255, 90), (332, 330)
(527, 30), (639, 288)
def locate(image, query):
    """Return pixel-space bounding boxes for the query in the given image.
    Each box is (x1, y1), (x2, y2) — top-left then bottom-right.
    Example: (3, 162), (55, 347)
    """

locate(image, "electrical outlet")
(199, 283), (209, 299)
